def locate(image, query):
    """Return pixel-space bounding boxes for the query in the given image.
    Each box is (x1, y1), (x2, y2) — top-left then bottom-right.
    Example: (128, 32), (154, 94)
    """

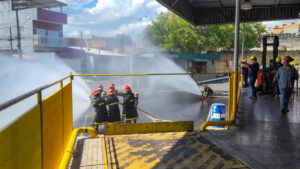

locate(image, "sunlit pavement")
(105, 132), (248, 169)
(203, 87), (300, 169)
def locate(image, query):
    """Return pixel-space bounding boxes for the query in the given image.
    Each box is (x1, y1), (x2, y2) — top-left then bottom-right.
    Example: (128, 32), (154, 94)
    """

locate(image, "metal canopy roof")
(11, 0), (66, 10)
(31, 0), (67, 8)
(157, 0), (300, 25)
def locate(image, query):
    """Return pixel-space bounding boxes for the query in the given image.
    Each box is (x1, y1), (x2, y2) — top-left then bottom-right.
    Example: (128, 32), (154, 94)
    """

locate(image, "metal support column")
(233, 0), (240, 112)
(233, 0), (240, 72)
(241, 23), (245, 61)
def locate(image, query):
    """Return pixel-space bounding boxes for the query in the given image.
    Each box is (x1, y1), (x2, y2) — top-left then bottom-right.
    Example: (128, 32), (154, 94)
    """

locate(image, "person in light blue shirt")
(273, 56), (295, 114)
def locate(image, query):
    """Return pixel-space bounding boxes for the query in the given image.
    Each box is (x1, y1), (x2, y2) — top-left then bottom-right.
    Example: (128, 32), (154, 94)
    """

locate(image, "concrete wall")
(0, 2), (37, 54)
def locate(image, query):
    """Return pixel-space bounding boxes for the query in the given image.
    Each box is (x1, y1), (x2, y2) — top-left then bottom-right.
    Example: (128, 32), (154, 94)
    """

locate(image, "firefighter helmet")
(109, 83), (115, 87)
(97, 84), (103, 89)
(202, 83), (207, 88)
(108, 89), (114, 95)
(91, 90), (99, 96)
(123, 85), (131, 91)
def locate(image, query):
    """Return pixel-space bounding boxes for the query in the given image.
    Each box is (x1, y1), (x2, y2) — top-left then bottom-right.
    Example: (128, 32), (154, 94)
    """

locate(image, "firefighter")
(97, 84), (104, 94)
(202, 83), (213, 99)
(91, 90), (108, 132)
(120, 85), (138, 123)
(106, 89), (121, 124)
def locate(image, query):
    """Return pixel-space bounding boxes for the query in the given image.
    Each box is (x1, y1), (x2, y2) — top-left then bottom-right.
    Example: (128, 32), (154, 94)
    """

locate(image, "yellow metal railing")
(0, 73), (97, 169)
(200, 70), (242, 131)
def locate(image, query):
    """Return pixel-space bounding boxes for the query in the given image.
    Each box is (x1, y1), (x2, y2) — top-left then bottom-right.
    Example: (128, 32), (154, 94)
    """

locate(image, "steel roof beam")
(195, 5), (300, 25)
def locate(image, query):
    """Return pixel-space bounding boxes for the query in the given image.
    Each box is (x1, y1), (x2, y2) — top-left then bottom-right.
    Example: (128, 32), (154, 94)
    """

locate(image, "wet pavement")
(203, 87), (300, 169)
(74, 82), (230, 131)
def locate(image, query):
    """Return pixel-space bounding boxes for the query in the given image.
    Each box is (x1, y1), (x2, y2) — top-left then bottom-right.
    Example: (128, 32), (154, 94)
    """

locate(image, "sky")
(58, 0), (299, 40)
(59, 0), (168, 39)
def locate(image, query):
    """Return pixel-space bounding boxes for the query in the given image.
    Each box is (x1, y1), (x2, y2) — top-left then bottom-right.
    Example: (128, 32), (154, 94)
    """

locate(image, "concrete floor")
(203, 87), (300, 169)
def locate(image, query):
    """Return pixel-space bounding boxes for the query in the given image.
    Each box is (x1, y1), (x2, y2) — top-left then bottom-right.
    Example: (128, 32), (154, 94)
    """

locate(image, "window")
(36, 28), (46, 37)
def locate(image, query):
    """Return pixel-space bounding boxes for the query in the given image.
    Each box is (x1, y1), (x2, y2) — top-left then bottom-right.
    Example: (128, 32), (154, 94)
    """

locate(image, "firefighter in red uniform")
(202, 83), (213, 99)
(106, 89), (121, 124)
(90, 90), (108, 133)
(120, 85), (138, 123)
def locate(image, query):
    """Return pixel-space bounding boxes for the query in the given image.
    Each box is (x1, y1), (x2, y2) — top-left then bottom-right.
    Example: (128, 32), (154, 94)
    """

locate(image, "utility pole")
(16, 10), (22, 58)
(80, 31), (86, 73)
(241, 23), (245, 61)
(9, 27), (13, 54)
(80, 31), (83, 51)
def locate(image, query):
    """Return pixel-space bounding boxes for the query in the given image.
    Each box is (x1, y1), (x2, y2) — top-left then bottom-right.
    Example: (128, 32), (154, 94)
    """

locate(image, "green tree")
(143, 12), (266, 53)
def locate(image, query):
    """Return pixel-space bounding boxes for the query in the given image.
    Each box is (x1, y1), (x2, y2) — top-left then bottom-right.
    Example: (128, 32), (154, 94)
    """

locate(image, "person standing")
(272, 57), (283, 97)
(106, 89), (122, 124)
(91, 91), (108, 132)
(273, 57), (283, 71)
(245, 56), (259, 99)
(120, 85), (138, 123)
(241, 60), (249, 87)
(273, 56), (295, 114)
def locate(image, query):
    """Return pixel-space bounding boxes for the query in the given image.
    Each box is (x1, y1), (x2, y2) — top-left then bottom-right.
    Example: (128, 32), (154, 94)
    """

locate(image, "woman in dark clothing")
(106, 89), (121, 124)
(91, 90), (108, 132)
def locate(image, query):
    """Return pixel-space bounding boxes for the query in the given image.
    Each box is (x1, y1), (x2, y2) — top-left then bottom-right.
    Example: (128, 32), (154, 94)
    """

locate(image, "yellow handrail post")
(231, 72), (237, 120)
(228, 74), (232, 120)
(241, 74), (244, 87)
(59, 127), (97, 169)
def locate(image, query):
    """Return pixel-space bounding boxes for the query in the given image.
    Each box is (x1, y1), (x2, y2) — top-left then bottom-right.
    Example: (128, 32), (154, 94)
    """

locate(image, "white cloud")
(146, 1), (159, 8)
(63, 0), (168, 39)
(87, 0), (145, 21)
(111, 20), (152, 36)
(156, 6), (168, 14)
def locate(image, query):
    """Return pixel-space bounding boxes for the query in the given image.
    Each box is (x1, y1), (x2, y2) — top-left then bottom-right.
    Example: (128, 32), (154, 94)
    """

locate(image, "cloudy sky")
(59, 0), (299, 40)
(59, 0), (167, 39)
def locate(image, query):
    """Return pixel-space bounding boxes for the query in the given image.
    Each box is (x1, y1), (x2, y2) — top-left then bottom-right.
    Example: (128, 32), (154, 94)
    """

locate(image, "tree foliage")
(143, 12), (266, 53)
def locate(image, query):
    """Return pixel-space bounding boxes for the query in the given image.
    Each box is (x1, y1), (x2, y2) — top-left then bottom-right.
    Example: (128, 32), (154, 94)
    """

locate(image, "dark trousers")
(250, 77), (257, 97)
(243, 74), (248, 86)
(279, 88), (292, 111)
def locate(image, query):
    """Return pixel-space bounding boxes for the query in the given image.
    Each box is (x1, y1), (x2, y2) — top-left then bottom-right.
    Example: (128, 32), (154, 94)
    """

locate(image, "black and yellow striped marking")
(105, 132), (248, 169)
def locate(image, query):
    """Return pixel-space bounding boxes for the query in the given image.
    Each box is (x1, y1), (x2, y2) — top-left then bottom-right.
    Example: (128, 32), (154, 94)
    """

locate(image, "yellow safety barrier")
(59, 127), (97, 169)
(42, 88), (64, 169)
(62, 82), (73, 149)
(0, 74), (77, 169)
(0, 105), (42, 169)
(105, 121), (194, 135)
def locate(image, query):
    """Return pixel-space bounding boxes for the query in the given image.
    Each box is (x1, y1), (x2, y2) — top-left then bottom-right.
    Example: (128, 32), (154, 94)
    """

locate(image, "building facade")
(0, 1), (67, 55)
